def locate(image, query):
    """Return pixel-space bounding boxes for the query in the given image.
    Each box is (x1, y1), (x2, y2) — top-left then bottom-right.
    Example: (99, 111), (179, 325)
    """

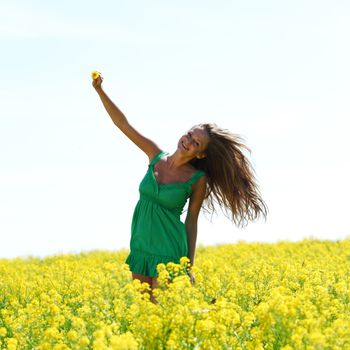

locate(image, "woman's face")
(177, 125), (210, 159)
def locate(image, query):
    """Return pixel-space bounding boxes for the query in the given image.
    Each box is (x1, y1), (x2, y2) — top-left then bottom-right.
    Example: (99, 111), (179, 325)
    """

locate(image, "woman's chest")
(153, 161), (195, 184)
(139, 170), (191, 208)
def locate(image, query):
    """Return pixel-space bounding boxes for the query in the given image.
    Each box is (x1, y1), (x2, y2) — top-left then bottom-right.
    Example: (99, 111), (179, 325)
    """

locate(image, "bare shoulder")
(192, 174), (208, 194)
(147, 147), (163, 163)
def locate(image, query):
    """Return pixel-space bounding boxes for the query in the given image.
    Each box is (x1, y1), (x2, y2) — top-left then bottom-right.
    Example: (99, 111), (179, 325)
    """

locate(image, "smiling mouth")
(181, 141), (188, 151)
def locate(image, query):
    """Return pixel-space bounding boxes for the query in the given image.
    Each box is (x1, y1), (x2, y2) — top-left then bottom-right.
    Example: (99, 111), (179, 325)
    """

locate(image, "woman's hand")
(92, 72), (103, 90)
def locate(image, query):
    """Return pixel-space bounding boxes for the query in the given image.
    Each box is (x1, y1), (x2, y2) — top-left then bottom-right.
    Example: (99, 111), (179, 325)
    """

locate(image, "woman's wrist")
(94, 86), (103, 94)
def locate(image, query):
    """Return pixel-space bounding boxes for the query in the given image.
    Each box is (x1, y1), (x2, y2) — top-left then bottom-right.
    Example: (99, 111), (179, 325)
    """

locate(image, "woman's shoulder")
(148, 150), (168, 165)
(187, 167), (207, 186)
(186, 163), (206, 175)
(192, 166), (206, 177)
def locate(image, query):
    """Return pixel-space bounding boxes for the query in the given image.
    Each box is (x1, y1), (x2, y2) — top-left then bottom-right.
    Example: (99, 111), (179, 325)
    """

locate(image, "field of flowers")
(1, 238), (350, 349)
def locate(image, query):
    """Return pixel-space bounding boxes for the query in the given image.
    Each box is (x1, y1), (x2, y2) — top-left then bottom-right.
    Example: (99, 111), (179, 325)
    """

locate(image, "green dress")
(125, 150), (206, 277)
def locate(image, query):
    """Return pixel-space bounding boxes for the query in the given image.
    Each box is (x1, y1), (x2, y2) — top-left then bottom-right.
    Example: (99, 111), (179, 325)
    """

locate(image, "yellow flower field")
(1, 239), (350, 349)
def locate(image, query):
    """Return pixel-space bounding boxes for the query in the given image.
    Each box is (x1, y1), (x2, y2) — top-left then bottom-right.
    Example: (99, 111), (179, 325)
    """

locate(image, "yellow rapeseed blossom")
(1, 239), (350, 348)
(110, 331), (138, 349)
(53, 344), (70, 350)
(43, 327), (61, 340)
(166, 261), (175, 270)
(5, 338), (18, 350)
(0, 327), (7, 337)
(180, 256), (191, 267)
(49, 303), (60, 314)
(91, 71), (100, 79)
(66, 329), (78, 341)
(79, 336), (90, 346)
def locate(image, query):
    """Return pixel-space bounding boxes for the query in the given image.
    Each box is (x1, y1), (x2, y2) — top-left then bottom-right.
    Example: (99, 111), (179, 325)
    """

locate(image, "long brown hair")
(189, 123), (268, 228)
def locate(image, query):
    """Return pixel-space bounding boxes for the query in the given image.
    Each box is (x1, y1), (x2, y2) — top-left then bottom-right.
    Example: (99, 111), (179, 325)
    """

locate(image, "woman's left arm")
(185, 175), (207, 267)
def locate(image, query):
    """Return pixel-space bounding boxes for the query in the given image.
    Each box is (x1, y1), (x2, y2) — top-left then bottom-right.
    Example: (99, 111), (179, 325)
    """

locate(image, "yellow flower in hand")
(91, 71), (100, 80)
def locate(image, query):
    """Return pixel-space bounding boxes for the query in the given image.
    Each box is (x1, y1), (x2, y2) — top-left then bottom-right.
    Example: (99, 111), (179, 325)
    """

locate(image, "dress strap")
(149, 150), (168, 167)
(187, 170), (206, 186)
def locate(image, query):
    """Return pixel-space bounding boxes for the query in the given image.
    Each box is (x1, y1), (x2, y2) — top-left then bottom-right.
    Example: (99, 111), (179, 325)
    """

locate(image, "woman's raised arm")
(93, 74), (161, 161)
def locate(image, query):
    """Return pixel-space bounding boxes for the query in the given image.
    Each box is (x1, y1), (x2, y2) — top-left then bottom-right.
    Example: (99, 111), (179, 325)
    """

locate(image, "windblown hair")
(189, 123), (268, 228)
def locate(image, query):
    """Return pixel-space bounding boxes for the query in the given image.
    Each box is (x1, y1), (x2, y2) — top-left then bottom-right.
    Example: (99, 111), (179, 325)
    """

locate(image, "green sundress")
(125, 150), (206, 277)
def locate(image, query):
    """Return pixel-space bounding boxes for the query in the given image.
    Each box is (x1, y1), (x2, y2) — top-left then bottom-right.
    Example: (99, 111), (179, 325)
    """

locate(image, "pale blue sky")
(1, 1), (349, 259)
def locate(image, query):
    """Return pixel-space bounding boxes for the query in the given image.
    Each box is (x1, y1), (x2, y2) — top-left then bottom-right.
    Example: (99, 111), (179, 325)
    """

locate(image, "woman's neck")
(166, 150), (193, 170)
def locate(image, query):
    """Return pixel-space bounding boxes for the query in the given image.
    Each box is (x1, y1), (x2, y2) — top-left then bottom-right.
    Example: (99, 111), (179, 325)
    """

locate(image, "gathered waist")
(138, 195), (183, 217)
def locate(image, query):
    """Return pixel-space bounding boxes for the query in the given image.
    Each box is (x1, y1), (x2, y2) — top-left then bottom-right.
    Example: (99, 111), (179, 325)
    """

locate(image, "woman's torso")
(138, 151), (205, 215)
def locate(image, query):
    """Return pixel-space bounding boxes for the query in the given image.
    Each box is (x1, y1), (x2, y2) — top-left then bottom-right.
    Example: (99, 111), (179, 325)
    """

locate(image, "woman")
(92, 73), (268, 303)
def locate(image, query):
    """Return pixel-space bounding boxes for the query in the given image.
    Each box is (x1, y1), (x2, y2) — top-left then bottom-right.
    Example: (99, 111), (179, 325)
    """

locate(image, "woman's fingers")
(91, 71), (103, 89)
